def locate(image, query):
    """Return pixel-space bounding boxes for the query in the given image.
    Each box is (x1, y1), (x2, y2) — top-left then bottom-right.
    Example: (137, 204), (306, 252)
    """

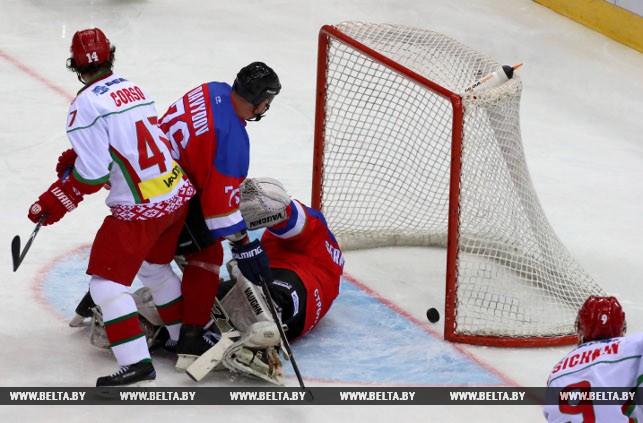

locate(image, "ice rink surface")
(1, 0), (642, 421)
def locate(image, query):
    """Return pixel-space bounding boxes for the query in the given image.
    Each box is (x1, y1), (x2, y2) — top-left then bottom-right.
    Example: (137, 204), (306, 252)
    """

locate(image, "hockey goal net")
(312, 22), (605, 347)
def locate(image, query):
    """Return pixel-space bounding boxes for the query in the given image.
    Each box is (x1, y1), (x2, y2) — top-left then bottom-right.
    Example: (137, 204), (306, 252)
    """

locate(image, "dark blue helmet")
(233, 62), (281, 106)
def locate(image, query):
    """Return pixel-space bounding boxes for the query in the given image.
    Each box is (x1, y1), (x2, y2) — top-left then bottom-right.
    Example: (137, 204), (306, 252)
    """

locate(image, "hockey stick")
(13, 169), (73, 272)
(11, 214), (47, 272)
(258, 275), (311, 398)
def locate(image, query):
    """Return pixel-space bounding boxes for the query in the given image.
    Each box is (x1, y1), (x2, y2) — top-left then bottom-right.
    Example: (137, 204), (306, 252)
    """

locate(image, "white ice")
(1, 0), (642, 422)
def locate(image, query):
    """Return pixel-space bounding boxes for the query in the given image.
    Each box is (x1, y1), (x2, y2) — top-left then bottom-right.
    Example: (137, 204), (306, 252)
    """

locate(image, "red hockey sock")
(181, 243), (222, 326)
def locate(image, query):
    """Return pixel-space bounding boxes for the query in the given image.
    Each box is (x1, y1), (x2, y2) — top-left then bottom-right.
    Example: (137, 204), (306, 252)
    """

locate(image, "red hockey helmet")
(70, 28), (111, 67)
(576, 296), (626, 342)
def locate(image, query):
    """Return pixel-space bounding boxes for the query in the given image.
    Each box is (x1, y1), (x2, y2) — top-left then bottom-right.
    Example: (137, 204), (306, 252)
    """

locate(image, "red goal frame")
(311, 24), (577, 347)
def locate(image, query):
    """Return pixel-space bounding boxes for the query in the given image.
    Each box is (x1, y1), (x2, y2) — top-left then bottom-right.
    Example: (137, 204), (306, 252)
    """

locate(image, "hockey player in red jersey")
(158, 63), (282, 369)
(28, 28), (194, 387)
(544, 296), (643, 422)
(209, 177), (344, 383)
(237, 177), (343, 339)
(78, 177), (343, 384)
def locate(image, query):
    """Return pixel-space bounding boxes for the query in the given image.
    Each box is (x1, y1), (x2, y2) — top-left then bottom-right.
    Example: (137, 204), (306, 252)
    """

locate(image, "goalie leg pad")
(184, 299), (241, 381)
(131, 287), (164, 327)
(222, 343), (284, 386)
(220, 264), (281, 348)
(185, 333), (237, 382)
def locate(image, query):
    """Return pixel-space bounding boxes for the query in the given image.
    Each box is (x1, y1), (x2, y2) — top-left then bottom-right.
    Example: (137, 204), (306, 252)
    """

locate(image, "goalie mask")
(239, 177), (291, 230)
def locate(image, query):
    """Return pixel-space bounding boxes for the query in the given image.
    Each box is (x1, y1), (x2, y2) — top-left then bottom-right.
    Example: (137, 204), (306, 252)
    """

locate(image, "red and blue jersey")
(160, 82), (248, 240)
(262, 200), (344, 335)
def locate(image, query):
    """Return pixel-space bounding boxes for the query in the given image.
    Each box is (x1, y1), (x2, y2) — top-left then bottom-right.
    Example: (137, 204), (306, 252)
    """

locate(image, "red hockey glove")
(55, 148), (77, 179)
(28, 179), (83, 226)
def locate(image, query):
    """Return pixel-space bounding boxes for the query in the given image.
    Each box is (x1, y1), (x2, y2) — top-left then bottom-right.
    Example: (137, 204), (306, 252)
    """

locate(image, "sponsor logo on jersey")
(137, 163), (183, 200)
(92, 85), (108, 95)
(163, 164), (182, 188)
(105, 78), (127, 86)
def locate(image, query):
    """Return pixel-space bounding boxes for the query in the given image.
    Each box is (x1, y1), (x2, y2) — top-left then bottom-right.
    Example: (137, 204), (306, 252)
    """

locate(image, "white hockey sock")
(89, 276), (151, 366)
(138, 261), (182, 341)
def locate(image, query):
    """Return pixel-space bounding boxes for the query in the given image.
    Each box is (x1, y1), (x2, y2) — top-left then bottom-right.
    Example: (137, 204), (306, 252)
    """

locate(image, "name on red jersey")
(325, 240), (344, 267)
(187, 86), (210, 136)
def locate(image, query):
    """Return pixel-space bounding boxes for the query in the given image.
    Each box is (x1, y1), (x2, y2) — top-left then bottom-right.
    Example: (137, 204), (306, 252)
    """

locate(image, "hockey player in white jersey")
(27, 28), (195, 387)
(81, 177), (343, 385)
(544, 296), (643, 422)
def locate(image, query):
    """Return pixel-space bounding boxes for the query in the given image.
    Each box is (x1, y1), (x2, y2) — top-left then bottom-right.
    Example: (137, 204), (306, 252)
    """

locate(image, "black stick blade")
(11, 235), (22, 272)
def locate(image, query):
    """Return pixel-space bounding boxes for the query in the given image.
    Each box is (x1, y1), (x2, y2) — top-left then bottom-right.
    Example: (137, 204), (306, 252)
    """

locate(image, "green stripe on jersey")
(73, 168), (109, 185)
(66, 101), (155, 133)
(109, 149), (143, 204)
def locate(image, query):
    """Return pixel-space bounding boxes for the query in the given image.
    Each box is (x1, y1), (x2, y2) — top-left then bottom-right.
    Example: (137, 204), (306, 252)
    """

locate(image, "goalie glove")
(230, 238), (272, 286)
(239, 177), (290, 230)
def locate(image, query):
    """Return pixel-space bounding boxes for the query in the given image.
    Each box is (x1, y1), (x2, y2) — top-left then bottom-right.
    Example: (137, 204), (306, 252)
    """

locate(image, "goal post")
(312, 22), (606, 347)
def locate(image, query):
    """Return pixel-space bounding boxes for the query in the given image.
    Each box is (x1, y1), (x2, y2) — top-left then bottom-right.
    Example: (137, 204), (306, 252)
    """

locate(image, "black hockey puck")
(426, 307), (440, 323)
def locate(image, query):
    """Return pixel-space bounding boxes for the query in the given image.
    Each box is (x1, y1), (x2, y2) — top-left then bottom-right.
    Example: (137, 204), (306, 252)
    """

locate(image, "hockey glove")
(230, 239), (272, 286)
(55, 148), (77, 179)
(28, 179), (83, 226)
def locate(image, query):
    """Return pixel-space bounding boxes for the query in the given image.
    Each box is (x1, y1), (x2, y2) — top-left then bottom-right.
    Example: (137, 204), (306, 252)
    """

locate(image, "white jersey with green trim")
(66, 72), (186, 209)
(544, 332), (643, 422)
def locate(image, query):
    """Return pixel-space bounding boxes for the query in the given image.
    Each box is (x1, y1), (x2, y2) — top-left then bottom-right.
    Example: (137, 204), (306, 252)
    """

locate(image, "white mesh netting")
(316, 22), (605, 343)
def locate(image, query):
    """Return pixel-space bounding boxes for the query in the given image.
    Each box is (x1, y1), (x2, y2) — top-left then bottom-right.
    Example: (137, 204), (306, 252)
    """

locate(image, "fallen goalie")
(75, 177), (345, 386)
